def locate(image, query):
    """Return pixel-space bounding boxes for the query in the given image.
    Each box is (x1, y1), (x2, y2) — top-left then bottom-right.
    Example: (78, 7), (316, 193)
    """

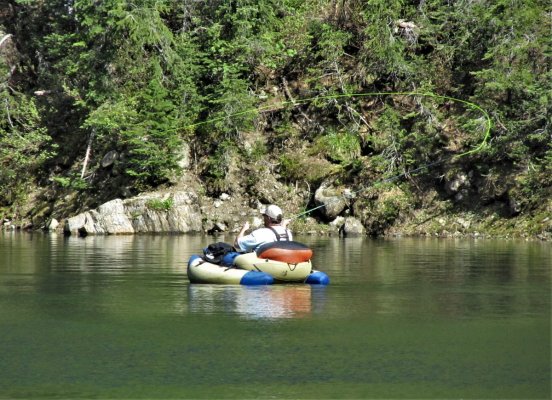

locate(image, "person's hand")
(235, 221), (250, 249)
(283, 219), (291, 228)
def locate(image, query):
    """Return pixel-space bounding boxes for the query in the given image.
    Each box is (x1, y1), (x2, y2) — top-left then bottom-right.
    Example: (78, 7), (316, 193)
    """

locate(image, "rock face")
(64, 191), (202, 236)
(60, 179), (372, 237)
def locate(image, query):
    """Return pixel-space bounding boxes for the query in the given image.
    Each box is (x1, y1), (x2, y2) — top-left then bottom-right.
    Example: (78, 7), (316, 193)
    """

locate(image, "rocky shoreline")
(1, 186), (550, 241)
(1, 156), (550, 241)
(52, 187), (369, 237)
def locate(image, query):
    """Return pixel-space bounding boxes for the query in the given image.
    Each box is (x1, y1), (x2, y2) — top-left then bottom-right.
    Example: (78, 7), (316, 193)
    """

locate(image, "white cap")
(261, 204), (283, 220)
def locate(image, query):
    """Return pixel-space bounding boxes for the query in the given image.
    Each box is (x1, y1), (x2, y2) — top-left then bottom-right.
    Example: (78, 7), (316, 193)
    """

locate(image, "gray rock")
(101, 150), (118, 168)
(329, 216), (346, 231)
(342, 217), (365, 236)
(64, 213), (88, 236)
(47, 218), (59, 231)
(314, 182), (349, 220)
(176, 142), (191, 170)
(445, 172), (469, 195)
(97, 199), (133, 234)
(64, 191), (202, 236)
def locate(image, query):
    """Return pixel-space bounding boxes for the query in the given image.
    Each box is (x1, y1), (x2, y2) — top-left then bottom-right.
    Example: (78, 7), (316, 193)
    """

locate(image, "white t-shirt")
(236, 226), (293, 252)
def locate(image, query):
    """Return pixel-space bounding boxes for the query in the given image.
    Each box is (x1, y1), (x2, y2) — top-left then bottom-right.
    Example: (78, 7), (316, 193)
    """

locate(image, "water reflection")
(187, 284), (327, 320)
(1, 233), (550, 399)
(298, 236), (551, 319)
(48, 234), (204, 274)
(1, 232), (549, 322)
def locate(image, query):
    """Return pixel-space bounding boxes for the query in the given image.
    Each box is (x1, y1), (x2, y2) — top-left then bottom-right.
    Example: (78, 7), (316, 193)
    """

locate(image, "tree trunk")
(81, 129), (95, 179)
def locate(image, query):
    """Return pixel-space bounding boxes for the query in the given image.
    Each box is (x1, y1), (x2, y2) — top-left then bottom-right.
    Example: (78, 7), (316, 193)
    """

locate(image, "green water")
(0, 232), (550, 399)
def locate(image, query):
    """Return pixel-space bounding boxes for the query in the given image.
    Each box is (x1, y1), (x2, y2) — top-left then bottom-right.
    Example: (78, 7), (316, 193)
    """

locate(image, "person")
(234, 204), (292, 252)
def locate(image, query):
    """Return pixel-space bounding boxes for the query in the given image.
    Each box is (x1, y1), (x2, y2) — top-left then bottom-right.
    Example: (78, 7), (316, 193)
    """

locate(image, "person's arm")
(234, 221), (250, 249)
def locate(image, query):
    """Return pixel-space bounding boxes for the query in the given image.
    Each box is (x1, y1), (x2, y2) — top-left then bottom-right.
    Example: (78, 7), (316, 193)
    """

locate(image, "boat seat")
(255, 241), (313, 264)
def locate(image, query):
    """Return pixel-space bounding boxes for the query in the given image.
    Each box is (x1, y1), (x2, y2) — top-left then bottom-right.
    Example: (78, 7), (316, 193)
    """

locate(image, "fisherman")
(234, 204), (292, 252)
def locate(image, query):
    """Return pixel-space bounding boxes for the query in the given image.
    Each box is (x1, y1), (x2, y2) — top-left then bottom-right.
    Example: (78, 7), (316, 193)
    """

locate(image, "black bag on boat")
(203, 242), (236, 264)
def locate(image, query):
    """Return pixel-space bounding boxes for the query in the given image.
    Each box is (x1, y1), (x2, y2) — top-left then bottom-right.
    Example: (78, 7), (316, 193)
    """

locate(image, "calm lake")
(0, 232), (550, 399)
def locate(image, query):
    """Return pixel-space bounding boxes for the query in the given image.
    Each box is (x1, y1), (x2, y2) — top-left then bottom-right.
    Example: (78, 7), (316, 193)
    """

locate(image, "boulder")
(64, 213), (88, 236)
(176, 142), (191, 170)
(445, 172), (469, 195)
(101, 150), (118, 168)
(47, 218), (59, 232)
(314, 182), (350, 220)
(342, 217), (365, 236)
(329, 216), (346, 232)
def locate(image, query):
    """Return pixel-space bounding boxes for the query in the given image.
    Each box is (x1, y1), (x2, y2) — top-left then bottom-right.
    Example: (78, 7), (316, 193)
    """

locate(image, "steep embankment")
(38, 133), (552, 241)
(1, 2), (550, 240)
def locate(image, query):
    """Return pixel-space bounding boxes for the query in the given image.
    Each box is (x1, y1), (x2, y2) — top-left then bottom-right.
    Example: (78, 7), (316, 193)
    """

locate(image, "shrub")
(146, 197), (174, 212)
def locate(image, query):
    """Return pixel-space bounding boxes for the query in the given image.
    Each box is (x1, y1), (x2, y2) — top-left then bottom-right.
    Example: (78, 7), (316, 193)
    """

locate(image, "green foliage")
(1, 0), (550, 235)
(50, 175), (89, 190)
(0, 89), (54, 213)
(205, 72), (257, 141)
(358, 0), (417, 80)
(356, 186), (412, 236)
(305, 20), (352, 88)
(279, 152), (337, 185)
(120, 64), (182, 185)
(510, 148), (552, 212)
(256, 3), (312, 70)
(366, 106), (406, 173)
(146, 197), (174, 212)
(246, 140), (269, 162)
(66, 1), (200, 189)
(468, 0), (550, 168)
(312, 129), (361, 165)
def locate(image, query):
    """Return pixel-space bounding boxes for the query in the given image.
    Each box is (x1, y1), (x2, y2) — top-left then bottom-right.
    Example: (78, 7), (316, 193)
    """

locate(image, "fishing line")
(184, 91), (493, 219)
